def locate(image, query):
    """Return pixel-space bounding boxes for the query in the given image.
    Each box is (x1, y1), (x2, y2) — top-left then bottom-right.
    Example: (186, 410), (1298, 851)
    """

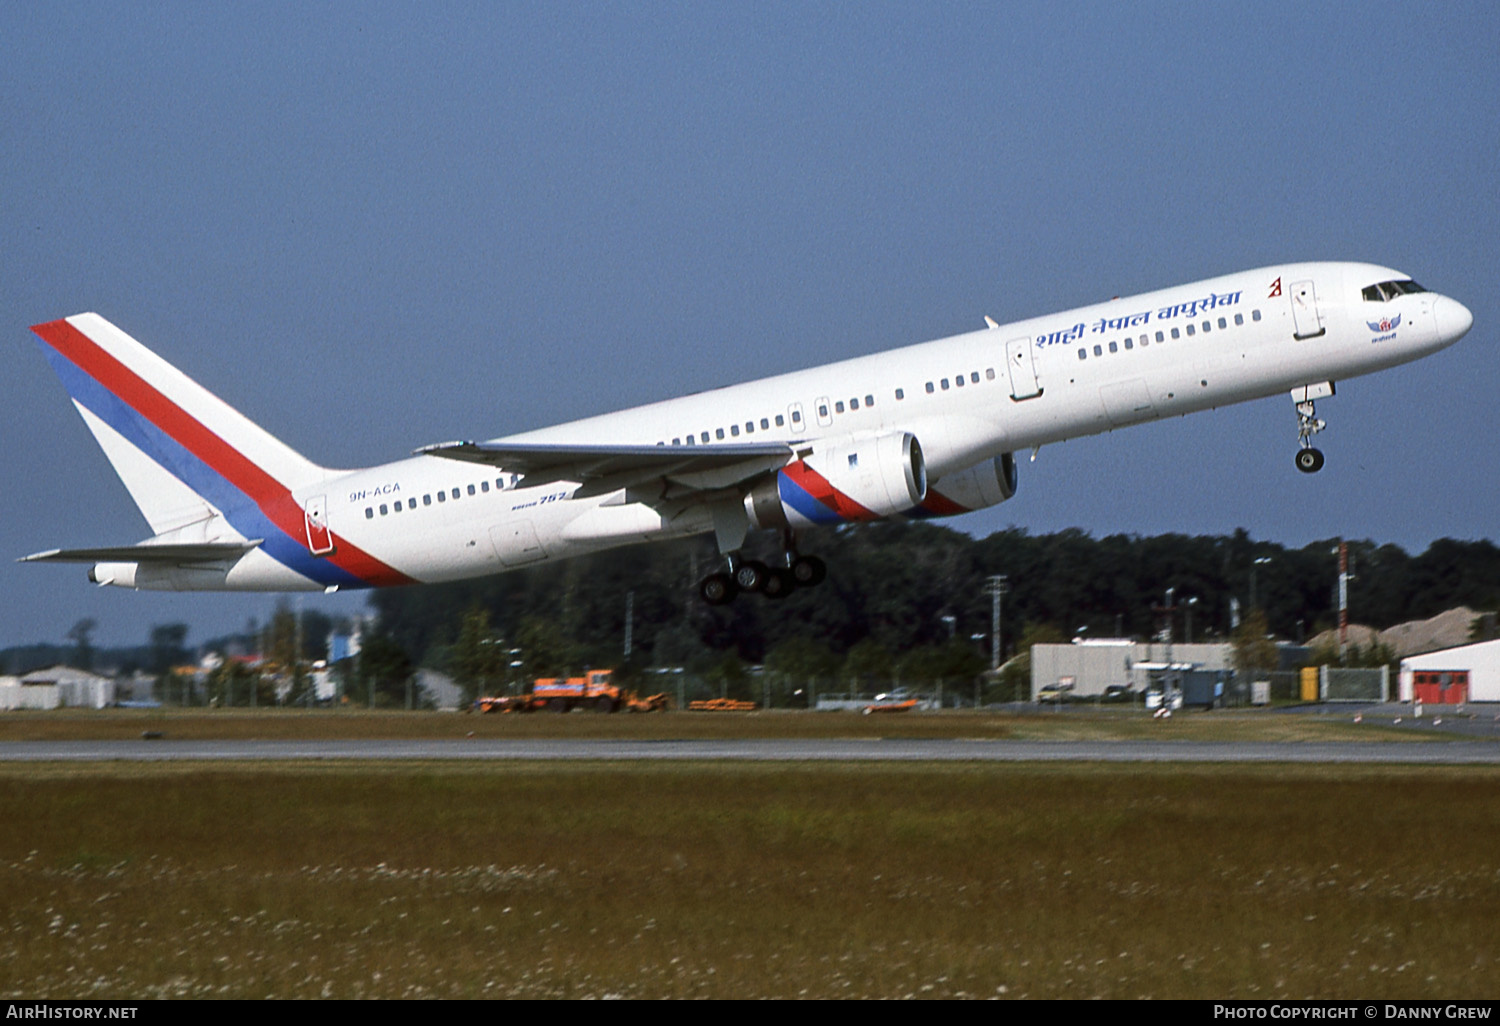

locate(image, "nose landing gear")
(1292, 384), (1333, 474)
(1294, 444), (1325, 474)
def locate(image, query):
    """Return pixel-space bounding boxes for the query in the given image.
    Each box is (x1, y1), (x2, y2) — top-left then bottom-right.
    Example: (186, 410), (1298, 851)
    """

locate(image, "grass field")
(3, 758), (1498, 999)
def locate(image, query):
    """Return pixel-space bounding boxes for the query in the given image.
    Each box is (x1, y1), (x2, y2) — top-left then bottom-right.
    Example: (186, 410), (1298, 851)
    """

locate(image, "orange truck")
(472, 669), (670, 714)
(532, 669), (625, 712)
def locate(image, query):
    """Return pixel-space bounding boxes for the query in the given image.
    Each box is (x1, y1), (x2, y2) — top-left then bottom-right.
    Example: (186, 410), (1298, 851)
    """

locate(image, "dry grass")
(0, 706), (1439, 743)
(2, 762), (1497, 998)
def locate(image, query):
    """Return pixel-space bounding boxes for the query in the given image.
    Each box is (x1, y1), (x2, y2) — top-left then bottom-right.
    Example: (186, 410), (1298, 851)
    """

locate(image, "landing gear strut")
(1295, 397), (1327, 474)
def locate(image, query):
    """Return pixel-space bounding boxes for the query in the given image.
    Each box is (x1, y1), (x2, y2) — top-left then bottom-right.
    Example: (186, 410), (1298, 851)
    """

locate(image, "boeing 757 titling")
(22, 262), (1472, 603)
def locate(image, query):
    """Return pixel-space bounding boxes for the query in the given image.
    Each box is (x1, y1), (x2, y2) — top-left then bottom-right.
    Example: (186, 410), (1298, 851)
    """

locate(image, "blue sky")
(2, 2), (1496, 648)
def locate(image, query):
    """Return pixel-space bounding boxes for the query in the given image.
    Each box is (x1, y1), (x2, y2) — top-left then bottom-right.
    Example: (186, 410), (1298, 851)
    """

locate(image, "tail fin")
(30, 314), (328, 536)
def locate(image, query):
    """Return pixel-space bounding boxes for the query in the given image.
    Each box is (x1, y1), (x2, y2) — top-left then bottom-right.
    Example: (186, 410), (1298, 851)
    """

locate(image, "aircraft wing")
(416, 440), (798, 495)
(19, 541), (263, 564)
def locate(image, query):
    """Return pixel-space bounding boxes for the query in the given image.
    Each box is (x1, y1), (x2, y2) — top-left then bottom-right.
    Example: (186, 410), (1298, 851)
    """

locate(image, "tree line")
(10, 525), (1496, 704)
(368, 524), (1500, 694)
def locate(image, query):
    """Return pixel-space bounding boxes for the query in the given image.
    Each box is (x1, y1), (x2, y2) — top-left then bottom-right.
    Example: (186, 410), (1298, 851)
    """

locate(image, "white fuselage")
(78, 261), (1472, 592)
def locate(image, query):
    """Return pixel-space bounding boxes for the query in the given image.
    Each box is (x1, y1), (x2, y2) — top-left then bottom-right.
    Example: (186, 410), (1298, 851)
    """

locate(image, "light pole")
(986, 575), (1009, 672)
(1185, 596), (1199, 644)
(1250, 556), (1272, 612)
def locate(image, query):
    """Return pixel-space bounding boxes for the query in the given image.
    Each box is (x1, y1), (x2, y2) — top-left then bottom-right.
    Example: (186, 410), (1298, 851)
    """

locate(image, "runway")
(3, 738), (1500, 763)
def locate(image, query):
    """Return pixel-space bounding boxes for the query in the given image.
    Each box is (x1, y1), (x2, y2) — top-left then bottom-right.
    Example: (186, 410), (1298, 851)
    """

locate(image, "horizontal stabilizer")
(20, 540), (263, 564)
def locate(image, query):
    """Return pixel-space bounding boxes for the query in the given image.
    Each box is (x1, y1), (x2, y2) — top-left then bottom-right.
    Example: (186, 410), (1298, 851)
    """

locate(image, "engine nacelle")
(747, 431), (927, 528)
(908, 453), (1017, 518)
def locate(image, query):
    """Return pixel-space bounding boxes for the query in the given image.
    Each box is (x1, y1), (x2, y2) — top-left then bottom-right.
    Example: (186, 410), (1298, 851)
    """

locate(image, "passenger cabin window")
(730, 424), (739, 436)
(775, 414), (785, 426)
(865, 394), (874, 405)
(925, 382), (935, 393)
(1252, 310), (1261, 321)
(895, 388), (905, 400)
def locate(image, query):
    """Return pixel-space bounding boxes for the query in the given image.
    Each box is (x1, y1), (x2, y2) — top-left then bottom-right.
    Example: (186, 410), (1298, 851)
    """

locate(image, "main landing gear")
(699, 548), (827, 606)
(1294, 396), (1328, 474)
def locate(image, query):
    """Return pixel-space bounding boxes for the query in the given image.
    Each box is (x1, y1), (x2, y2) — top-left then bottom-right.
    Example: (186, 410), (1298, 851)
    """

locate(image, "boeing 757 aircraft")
(22, 262), (1472, 603)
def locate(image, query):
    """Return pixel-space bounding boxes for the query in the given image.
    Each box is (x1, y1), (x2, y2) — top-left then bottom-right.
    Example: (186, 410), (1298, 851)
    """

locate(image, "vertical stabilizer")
(31, 314), (328, 535)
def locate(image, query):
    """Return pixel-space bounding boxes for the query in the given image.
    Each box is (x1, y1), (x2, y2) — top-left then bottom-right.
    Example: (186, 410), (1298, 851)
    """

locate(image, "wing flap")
(416, 440), (796, 490)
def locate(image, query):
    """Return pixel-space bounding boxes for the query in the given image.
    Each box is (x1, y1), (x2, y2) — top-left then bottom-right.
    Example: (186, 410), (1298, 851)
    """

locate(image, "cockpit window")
(1362, 279), (1427, 302)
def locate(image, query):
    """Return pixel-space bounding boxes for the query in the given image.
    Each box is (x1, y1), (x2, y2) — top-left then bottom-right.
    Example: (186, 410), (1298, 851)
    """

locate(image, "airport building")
(0, 665), (116, 710)
(1030, 639), (1309, 704)
(1399, 639), (1500, 703)
(1031, 640), (1231, 700)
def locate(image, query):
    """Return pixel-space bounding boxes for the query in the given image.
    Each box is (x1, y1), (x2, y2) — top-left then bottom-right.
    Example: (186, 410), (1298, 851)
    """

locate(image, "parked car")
(1038, 682), (1074, 703)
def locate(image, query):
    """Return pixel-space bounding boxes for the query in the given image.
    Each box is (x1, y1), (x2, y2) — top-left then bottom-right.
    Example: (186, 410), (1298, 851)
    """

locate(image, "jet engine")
(746, 430), (927, 529)
(909, 453), (1017, 518)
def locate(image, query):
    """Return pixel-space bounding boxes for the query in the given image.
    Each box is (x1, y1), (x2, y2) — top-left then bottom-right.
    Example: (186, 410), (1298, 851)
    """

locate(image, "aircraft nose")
(1435, 296), (1474, 343)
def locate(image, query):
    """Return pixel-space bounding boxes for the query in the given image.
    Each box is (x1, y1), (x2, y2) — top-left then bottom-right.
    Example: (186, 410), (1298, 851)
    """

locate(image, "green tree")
(763, 636), (839, 708)
(449, 607), (507, 704)
(357, 630), (416, 708)
(704, 651), (751, 701)
(1231, 608), (1279, 678)
(66, 618), (97, 671)
(515, 615), (577, 681)
(842, 638), (893, 694)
